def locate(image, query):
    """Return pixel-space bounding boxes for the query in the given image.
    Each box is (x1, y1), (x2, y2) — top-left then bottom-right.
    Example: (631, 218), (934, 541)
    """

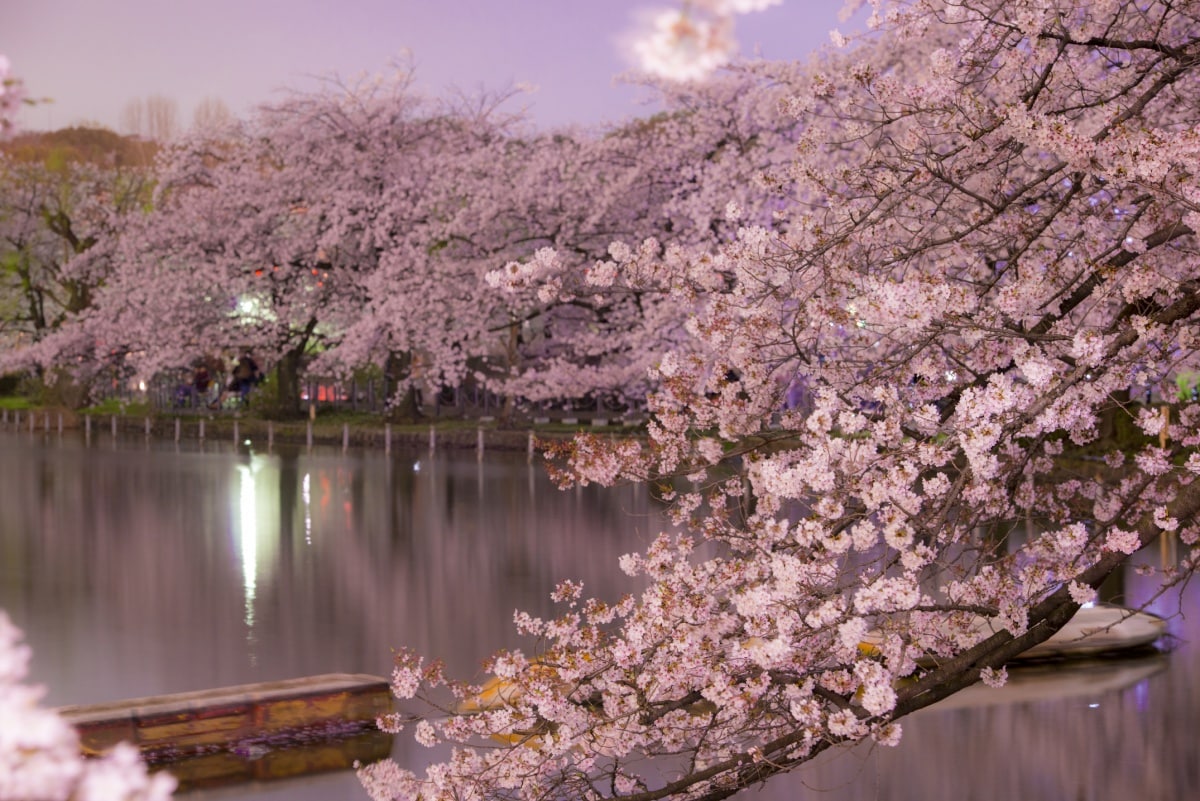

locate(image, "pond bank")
(0, 406), (644, 452)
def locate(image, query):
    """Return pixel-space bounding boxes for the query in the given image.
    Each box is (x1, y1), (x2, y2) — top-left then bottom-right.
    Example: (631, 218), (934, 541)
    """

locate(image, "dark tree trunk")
(384, 351), (423, 423)
(273, 346), (305, 419)
(266, 318), (318, 419)
(499, 318), (520, 426)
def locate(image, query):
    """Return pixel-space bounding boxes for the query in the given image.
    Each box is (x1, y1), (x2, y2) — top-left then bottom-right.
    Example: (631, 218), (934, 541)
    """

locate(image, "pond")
(0, 428), (1195, 800)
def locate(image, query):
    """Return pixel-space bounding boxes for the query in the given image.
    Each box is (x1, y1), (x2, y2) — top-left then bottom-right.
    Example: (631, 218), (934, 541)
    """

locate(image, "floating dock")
(56, 673), (394, 791)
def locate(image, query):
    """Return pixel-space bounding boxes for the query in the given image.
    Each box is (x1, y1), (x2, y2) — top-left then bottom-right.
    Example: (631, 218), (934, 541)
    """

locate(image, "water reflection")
(0, 429), (1196, 800)
(238, 459), (262, 666)
(0, 431), (663, 707)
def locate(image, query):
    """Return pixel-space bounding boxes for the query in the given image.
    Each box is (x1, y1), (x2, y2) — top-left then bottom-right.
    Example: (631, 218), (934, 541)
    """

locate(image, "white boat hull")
(1017, 603), (1166, 659)
(861, 603), (1166, 663)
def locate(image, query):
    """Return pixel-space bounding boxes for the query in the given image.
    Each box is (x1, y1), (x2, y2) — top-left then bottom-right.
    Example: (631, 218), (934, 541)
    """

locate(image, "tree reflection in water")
(0, 430), (1194, 800)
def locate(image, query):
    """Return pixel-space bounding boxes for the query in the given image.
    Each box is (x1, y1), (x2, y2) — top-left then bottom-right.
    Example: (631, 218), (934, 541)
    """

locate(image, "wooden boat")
(57, 673), (395, 790)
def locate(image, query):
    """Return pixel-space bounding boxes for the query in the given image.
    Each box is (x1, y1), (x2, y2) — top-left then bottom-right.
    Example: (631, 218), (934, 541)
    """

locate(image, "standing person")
(190, 362), (211, 408)
(236, 352), (261, 392)
(212, 351), (262, 408)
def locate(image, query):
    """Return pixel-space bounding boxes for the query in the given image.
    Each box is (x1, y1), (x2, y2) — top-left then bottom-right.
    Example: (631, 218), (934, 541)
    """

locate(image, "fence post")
(233, 420), (239, 445)
(343, 423), (349, 452)
(476, 427), (484, 460)
(306, 419), (313, 450)
(57, 413), (63, 435)
(145, 417), (151, 437)
(429, 425), (436, 452)
(175, 418), (181, 442)
(111, 415), (117, 438)
(268, 420), (274, 450)
(528, 431), (535, 464)
(44, 412), (49, 433)
(385, 423), (391, 454)
(199, 419), (205, 440)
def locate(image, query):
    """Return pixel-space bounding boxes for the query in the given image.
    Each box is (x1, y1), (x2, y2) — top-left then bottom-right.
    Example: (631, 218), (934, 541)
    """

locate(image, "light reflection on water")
(0, 429), (1196, 800)
(237, 459), (262, 666)
(0, 431), (664, 702)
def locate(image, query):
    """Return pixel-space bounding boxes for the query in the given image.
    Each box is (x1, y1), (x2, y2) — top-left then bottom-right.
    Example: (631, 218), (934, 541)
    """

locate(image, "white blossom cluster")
(0, 612), (175, 801)
(627, 0), (782, 81)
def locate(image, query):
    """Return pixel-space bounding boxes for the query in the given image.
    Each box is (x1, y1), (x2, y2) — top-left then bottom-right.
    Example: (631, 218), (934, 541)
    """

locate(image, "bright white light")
(303, 472), (312, 546)
(237, 463), (258, 666)
(234, 293), (276, 324)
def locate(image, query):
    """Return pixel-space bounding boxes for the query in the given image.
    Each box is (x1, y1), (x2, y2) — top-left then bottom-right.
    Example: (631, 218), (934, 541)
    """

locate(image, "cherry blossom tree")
(0, 133), (226, 400)
(33, 72), (460, 415)
(360, 1), (1200, 799)
(309, 74), (800, 418)
(329, 119), (663, 417)
(0, 148), (153, 344)
(0, 58), (174, 801)
(10, 66), (803, 418)
(395, 68), (807, 417)
(0, 129), (157, 404)
(398, 106), (743, 416)
(298, 88), (534, 417)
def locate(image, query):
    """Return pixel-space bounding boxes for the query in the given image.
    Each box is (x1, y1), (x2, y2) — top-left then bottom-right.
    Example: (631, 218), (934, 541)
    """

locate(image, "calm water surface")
(0, 428), (1196, 800)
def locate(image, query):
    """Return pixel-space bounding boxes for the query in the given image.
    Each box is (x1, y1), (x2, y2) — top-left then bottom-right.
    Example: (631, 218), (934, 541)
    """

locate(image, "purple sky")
(5, 0), (844, 132)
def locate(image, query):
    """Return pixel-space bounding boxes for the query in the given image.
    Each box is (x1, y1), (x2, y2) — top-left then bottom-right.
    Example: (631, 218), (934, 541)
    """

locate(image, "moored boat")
(861, 603), (1167, 663)
(1015, 603), (1166, 659)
